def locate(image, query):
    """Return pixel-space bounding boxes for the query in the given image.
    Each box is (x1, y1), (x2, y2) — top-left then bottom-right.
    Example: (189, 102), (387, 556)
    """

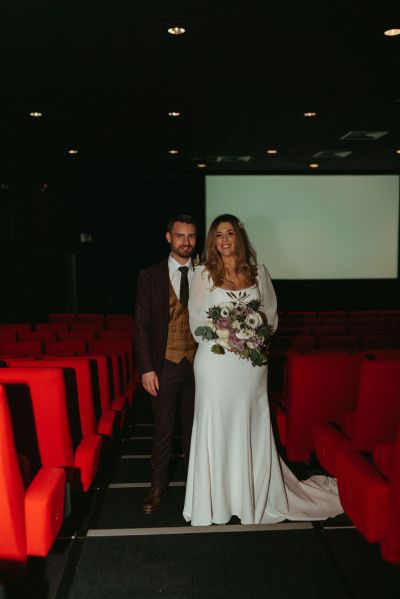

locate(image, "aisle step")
(87, 522), (313, 537)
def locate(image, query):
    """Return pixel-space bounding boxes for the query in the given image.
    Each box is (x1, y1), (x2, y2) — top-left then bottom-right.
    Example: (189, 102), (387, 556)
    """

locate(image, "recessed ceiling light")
(396, 150), (400, 154)
(168, 27), (186, 35)
(384, 29), (400, 37)
(168, 111), (181, 117)
(68, 149), (79, 155)
(266, 149), (278, 155)
(168, 149), (179, 155)
(197, 163), (207, 169)
(304, 112), (317, 117)
(29, 112), (42, 118)
(309, 163), (319, 169)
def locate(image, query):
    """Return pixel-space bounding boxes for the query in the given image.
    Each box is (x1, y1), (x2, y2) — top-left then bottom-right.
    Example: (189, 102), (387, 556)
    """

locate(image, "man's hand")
(142, 371), (159, 397)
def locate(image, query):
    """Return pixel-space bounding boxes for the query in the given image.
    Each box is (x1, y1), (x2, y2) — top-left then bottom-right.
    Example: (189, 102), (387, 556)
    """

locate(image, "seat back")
(0, 341), (43, 357)
(35, 322), (69, 333)
(0, 384), (27, 571)
(5, 359), (98, 438)
(0, 368), (74, 468)
(351, 359), (400, 452)
(284, 351), (363, 460)
(44, 340), (87, 356)
(48, 313), (76, 323)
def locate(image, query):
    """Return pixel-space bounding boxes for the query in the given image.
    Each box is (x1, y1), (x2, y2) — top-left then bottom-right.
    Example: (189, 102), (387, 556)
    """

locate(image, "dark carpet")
(64, 531), (350, 599)
(91, 486), (188, 529)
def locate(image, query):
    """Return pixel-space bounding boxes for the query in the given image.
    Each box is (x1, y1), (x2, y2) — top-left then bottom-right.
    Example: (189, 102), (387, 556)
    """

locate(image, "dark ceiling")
(2, 0), (400, 181)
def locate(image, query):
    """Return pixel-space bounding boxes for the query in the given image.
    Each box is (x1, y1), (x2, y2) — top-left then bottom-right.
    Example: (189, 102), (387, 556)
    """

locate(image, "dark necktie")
(178, 266), (189, 308)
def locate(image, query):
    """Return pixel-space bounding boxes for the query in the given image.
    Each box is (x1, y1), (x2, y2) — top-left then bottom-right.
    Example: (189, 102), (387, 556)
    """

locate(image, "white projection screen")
(206, 175), (400, 280)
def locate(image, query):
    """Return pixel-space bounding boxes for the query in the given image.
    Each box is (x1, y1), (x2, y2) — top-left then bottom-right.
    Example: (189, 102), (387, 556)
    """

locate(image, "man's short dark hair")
(166, 214), (197, 233)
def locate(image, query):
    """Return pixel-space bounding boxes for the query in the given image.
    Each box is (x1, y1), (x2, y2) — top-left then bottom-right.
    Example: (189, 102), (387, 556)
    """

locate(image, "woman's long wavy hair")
(203, 214), (258, 287)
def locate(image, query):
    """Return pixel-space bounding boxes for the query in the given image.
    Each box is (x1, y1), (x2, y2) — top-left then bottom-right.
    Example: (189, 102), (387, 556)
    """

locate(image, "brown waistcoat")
(165, 280), (197, 364)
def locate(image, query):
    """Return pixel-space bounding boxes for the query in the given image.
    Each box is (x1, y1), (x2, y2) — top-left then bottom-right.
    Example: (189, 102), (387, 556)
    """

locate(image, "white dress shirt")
(168, 255), (195, 299)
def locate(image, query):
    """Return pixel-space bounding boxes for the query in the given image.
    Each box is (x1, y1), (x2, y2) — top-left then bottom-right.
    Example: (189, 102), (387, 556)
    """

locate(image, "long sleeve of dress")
(188, 265), (212, 344)
(257, 264), (279, 333)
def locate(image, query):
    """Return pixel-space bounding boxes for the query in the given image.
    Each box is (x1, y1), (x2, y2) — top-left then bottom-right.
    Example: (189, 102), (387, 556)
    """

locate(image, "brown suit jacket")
(134, 258), (171, 378)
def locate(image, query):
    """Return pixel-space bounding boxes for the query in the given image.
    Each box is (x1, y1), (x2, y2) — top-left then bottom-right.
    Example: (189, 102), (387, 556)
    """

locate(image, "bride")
(183, 214), (343, 526)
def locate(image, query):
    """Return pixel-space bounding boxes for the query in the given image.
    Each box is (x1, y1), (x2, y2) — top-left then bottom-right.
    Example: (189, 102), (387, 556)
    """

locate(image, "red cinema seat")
(0, 376), (67, 557)
(100, 329), (134, 341)
(276, 351), (363, 462)
(336, 428), (400, 564)
(44, 340), (87, 356)
(356, 318), (390, 329)
(0, 324), (32, 333)
(351, 325), (391, 342)
(318, 311), (348, 319)
(348, 359), (400, 453)
(70, 322), (102, 334)
(6, 358), (103, 491)
(0, 366), (99, 493)
(77, 313), (104, 323)
(58, 331), (97, 343)
(0, 332), (16, 343)
(0, 384), (27, 572)
(336, 448), (389, 544)
(276, 326), (310, 337)
(313, 325), (348, 337)
(349, 310), (380, 319)
(86, 350), (129, 424)
(360, 335), (395, 350)
(18, 331), (56, 343)
(318, 336), (358, 351)
(91, 339), (135, 402)
(380, 432), (400, 564)
(321, 318), (349, 328)
(106, 314), (134, 328)
(0, 341), (43, 357)
(35, 322), (69, 333)
(286, 311), (317, 318)
(48, 313), (76, 323)
(19, 356), (119, 438)
(313, 358), (400, 477)
(89, 353), (128, 428)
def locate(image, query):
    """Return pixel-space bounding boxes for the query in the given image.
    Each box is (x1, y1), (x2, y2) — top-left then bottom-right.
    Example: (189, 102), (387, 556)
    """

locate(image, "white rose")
(216, 328), (230, 340)
(232, 320), (241, 330)
(245, 312), (263, 329)
(236, 328), (253, 339)
(219, 302), (234, 318)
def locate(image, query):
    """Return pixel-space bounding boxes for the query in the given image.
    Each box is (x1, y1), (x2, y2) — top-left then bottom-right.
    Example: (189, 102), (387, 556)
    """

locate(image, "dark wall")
(0, 166), (206, 321)
(0, 168), (399, 323)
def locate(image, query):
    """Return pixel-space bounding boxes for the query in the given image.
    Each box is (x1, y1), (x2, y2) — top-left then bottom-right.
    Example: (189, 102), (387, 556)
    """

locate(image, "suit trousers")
(151, 357), (195, 489)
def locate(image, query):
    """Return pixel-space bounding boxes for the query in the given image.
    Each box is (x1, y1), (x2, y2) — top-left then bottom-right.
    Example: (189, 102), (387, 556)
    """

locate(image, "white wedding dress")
(183, 264), (343, 526)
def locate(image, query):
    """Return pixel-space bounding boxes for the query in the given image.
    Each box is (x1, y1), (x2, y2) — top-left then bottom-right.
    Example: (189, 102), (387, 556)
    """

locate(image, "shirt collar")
(168, 254), (193, 273)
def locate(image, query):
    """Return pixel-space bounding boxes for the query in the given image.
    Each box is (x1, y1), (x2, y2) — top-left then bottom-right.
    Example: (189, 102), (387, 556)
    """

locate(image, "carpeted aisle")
(55, 392), (400, 599)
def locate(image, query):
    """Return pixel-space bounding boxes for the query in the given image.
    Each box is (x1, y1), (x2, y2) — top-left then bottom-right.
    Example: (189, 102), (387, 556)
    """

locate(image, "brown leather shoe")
(141, 487), (168, 514)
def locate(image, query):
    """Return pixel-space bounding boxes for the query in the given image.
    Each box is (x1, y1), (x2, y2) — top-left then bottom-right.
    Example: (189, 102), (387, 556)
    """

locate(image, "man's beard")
(176, 246), (194, 258)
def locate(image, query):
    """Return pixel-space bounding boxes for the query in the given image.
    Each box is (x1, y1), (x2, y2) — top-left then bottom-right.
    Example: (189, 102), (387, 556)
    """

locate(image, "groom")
(134, 214), (198, 513)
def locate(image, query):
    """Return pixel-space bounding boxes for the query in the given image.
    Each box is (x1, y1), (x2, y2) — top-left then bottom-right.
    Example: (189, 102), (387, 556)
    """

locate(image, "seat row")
(0, 321), (133, 336)
(272, 350), (400, 564)
(0, 347), (136, 575)
(279, 310), (400, 320)
(271, 332), (398, 352)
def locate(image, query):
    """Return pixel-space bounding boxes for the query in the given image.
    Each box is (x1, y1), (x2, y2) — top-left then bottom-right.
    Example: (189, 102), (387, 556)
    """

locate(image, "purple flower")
(229, 332), (246, 350)
(216, 318), (231, 329)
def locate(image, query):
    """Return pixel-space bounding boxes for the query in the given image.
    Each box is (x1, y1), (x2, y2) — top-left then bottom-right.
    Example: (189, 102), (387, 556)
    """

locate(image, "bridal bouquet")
(195, 291), (274, 367)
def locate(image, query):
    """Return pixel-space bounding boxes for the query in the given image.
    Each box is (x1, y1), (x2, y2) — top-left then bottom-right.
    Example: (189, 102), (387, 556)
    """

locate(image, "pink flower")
(229, 332), (246, 350)
(216, 318), (231, 329)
